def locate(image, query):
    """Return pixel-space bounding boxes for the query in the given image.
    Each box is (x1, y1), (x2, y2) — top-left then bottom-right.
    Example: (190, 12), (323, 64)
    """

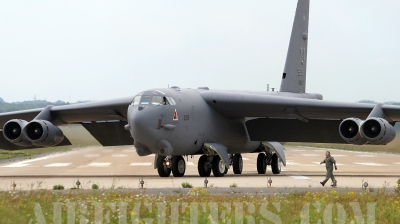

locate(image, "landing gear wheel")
(232, 154), (243, 174)
(198, 155), (212, 177)
(271, 153), (281, 174)
(212, 156), (226, 177)
(257, 153), (267, 174)
(157, 155), (171, 177)
(172, 156), (186, 177)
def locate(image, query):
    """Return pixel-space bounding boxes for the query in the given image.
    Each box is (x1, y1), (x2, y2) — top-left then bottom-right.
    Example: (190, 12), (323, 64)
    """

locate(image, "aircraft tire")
(232, 154), (243, 174)
(212, 156), (225, 177)
(172, 156), (186, 177)
(257, 153), (267, 174)
(157, 156), (171, 177)
(271, 154), (281, 174)
(198, 155), (211, 177)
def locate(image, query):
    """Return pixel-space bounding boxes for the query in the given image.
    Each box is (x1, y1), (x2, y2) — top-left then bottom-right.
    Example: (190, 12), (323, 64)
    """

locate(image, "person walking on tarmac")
(320, 151), (337, 187)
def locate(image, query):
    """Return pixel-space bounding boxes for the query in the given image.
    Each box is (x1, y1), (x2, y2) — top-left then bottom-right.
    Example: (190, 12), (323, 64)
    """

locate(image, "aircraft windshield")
(131, 94), (176, 106)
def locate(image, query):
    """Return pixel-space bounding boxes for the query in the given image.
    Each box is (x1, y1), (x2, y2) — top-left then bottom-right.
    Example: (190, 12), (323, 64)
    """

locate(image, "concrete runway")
(0, 145), (399, 191)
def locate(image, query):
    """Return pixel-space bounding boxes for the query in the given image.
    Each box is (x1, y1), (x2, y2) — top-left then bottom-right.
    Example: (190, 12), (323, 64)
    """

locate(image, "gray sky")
(1, 0), (399, 103)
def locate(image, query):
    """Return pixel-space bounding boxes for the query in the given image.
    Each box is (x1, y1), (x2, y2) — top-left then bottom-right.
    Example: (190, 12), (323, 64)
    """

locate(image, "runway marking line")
(87, 163), (112, 167)
(289, 175), (311, 180)
(85, 154), (100, 158)
(2, 164), (30, 168)
(129, 162), (152, 166)
(112, 154), (128, 157)
(301, 154), (319, 157)
(353, 162), (386, 166)
(44, 163), (71, 167)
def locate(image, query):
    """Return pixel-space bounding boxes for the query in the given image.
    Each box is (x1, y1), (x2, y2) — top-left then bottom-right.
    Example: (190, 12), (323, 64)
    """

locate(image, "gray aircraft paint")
(0, 0), (399, 177)
(280, 0), (309, 93)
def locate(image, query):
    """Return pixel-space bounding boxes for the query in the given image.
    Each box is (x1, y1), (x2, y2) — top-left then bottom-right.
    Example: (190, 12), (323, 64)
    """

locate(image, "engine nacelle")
(23, 120), (64, 147)
(339, 118), (367, 145)
(360, 117), (396, 145)
(2, 119), (33, 147)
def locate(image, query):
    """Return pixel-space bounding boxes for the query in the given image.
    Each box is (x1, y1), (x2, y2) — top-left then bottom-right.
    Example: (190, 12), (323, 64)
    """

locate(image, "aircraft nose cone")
(128, 106), (158, 148)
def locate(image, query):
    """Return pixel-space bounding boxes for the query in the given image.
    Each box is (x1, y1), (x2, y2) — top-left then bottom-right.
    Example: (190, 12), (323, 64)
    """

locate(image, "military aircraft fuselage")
(127, 87), (323, 157)
(128, 87), (256, 156)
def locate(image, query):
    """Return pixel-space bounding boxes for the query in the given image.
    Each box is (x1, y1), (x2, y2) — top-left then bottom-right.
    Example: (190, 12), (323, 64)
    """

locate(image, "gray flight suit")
(322, 156), (336, 185)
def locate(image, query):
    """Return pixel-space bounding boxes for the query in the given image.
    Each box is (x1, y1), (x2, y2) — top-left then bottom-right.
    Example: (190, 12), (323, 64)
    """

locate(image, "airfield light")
(139, 178), (145, 189)
(268, 177), (272, 188)
(362, 179), (368, 190)
(76, 179), (81, 189)
(204, 178), (208, 188)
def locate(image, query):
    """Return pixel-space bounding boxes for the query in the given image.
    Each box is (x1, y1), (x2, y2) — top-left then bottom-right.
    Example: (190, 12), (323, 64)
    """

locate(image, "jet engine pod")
(339, 118), (367, 145)
(360, 117), (396, 145)
(2, 119), (33, 147)
(23, 120), (64, 147)
(157, 140), (173, 156)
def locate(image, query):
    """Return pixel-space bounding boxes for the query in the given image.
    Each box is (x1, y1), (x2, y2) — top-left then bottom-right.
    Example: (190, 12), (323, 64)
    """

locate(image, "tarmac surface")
(0, 145), (399, 191)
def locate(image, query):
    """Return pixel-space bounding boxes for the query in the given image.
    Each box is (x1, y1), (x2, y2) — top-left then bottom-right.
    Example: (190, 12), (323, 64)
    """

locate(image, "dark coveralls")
(322, 156), (336, 185)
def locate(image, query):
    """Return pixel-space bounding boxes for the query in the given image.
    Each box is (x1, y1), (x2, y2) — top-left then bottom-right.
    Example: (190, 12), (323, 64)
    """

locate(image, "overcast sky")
(1, 1), (399, 103)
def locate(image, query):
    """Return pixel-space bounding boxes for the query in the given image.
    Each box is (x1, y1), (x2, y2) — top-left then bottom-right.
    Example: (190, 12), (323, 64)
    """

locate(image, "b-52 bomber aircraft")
(1, 0), (399, 178)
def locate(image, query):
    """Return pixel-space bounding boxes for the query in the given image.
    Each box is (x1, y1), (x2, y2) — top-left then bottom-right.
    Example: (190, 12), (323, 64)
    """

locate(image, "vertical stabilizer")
(280, 0), (309, 93)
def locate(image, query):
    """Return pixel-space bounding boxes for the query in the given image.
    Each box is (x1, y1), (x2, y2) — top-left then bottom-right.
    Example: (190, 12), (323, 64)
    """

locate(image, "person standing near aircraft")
(320, 151), (337, 187)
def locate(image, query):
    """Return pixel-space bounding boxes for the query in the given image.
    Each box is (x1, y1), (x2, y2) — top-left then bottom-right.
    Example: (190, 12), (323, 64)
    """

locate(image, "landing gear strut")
(157, 155), (171, 177)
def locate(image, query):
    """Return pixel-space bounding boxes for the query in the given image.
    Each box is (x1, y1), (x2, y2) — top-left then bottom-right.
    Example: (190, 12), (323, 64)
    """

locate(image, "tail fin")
(279, 0), (309, 93)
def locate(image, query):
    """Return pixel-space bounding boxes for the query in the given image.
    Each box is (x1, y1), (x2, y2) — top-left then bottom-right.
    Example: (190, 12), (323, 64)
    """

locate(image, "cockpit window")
(140, 95), (152, 105)
(131, 95), (141, 106)
(131, 94), (177, 106)
(167, 97), (176, 105)
(151, 96), (163, 105)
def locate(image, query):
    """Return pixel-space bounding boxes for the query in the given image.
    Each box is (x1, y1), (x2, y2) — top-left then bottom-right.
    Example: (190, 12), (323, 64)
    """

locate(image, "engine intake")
(339, 118), (367, 145)
(2, 119), (33, 147)
(23, 120), (64, 147)
(360, 117), (396, 145)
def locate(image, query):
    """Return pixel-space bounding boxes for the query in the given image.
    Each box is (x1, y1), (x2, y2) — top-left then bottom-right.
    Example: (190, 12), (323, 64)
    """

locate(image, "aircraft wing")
(0, 97), (134, 149)
(200, 91), (400, 120)
(200, 91), (400, 143)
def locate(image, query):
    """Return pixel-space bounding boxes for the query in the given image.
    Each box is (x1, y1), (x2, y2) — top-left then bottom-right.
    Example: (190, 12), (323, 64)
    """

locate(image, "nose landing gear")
(156, 155), (187, 177)
(156, 155), (172, 177)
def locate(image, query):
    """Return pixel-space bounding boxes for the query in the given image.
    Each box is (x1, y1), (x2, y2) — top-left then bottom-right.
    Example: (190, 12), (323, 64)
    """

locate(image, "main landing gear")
(256, 152), (281, 174)
(157, 155), (186, 177)
(197, 153), (243, 177)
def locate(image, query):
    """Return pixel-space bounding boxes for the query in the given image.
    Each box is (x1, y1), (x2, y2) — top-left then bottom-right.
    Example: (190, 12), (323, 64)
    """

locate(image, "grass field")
(0, 186), (399, 223)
